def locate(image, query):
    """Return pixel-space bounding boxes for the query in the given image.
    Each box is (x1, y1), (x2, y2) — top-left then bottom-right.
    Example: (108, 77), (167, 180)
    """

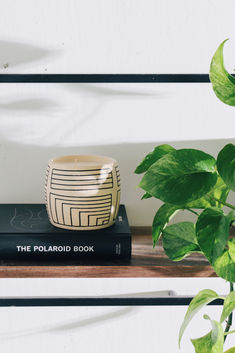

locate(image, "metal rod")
(0, 74), (211, 83)
(0, 297), (224, 307)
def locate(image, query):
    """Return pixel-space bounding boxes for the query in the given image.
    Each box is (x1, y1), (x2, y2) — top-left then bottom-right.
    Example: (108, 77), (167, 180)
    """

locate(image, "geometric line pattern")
(45, 166), (50, 206)
(50, 168), (113, 191)
(114, 189), (121, 220)
(49, 193), (112, 227)
(115, 166), (121, 188)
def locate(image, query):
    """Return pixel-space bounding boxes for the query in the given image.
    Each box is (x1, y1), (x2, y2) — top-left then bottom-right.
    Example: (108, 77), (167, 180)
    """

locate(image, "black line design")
(52, 177), (112, 182)
(45, 166), (50, 187)
(59, 201), (111, 209)
(61, 203), (112, 210)
(115, 166), (121, 188)
(114, 190), (121, 220)
(96, 216), (109, 226)
(51, 168), (113, 191)
(52, 173), (111, 177)
(49, 193), (112, 227)
(54, 198), (59, 224)
(53, 168), (112, 172)
(88, 212), (110, 227)
(50, 192), (112, 200)
(45, 166), (51, 205)
(51, 186), (114, 191)
(46, 164), (120, 229)
(55, 198), (112, 205)
(51, 182), (113, 187)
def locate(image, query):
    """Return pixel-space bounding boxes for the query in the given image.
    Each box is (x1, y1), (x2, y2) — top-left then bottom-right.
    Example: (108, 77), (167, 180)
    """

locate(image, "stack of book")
(0, 204), (131, 262)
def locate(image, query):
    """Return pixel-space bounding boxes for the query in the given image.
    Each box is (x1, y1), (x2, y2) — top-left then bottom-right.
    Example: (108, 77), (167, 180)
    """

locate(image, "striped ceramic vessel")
(45, 155), (121, 230)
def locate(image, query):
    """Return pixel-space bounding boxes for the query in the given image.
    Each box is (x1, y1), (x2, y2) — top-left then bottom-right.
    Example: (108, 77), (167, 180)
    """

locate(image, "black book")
(0, 204), (131, 262)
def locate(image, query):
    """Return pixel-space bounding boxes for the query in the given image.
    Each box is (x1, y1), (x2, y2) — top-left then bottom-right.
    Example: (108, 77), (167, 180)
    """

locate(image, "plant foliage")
(135, 143), (235, 352)
(135, 38), (235, 353)
(209, 39), (235, 106)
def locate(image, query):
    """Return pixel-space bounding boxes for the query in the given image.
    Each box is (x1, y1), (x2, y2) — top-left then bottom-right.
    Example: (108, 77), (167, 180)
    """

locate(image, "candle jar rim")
(48, 154), (118, 168)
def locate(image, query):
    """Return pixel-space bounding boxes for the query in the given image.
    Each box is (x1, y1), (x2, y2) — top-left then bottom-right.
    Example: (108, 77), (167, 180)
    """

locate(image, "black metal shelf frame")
(0, 74), (211, 83)
(0, 73), (221, 307)
(0, 297), (223, 307)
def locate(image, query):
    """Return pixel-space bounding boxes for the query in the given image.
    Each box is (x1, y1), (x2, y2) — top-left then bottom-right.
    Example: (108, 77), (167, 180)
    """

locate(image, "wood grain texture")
(0, 265), (215, 278)
(0, 229), (218, 278)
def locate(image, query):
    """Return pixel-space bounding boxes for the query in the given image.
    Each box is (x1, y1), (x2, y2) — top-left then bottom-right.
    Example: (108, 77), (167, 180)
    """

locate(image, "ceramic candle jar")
(45, 155), (121, 230)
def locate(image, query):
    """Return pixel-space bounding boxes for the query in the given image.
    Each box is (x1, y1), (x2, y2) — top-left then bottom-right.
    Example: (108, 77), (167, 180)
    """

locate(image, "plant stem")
(224, 329), (235, 336)
(224, 282), (234, 343)
(186, 208), (199, 216)
(213, 198), (235, 211)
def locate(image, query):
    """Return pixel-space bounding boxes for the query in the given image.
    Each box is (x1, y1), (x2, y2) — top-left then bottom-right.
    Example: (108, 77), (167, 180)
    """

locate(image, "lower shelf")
(0, 230), (215, 278)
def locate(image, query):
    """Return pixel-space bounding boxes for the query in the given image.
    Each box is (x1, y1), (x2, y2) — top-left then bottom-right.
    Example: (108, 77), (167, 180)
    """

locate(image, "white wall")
(0, 2), (235, 353)
(0, 278), (233, 353)
(0, 83), (234, 225)
(0, 1), (235, 225)
(0, 0), (234, 74)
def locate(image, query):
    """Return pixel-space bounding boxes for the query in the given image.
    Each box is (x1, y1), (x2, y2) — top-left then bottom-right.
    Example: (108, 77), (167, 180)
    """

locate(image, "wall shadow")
(62, 83), (169, 99)
(0, 138), (234, 226)
(0, 40), (60, 70)
(0, 307), (136, 340)
(0, 98), (60, 111)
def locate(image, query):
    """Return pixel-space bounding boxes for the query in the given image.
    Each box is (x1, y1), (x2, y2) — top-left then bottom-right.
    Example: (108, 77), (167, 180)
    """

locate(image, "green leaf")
(213, 239), (235, 282)
(179, 289), (221, 347)
(217, 144), (235, 192)
(192, 332), (213, 353)
(192, 332), (215, 353)
(186, 176), (229, 209)
(162, 222), (200, 261)
(220, 291), (235, 323)
(135, 144), (175, 174)
(141, 192), (152, 200)
(196, 208), (234, 263)
(152, 203), (179, 247)
(139, 149), (217, 205)
(224, 348), (235, 353)
(209, 39), (235, 106)
(191, 317), (224, 353)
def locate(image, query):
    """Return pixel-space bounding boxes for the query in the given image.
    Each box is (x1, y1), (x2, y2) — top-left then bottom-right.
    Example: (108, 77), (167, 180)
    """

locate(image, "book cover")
(0, 204), (131, 261)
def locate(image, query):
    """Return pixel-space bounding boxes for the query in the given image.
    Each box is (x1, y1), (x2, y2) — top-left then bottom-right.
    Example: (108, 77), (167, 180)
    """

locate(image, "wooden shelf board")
(0, 229), (216, 278)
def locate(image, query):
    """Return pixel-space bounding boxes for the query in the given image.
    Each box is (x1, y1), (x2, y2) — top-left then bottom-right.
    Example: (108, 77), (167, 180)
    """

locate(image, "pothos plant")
(135, 40), (235, 353)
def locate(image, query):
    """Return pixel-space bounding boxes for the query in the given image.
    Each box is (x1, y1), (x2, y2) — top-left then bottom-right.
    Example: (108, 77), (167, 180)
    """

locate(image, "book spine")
(0, 235), (131, 261)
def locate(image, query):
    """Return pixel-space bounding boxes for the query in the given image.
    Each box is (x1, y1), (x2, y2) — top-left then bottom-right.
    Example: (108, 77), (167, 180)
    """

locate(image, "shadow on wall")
(0, 98), (59, 111)
(0, 138), (234, 226)
(0, 82), (167, 146)
(0, 83), (169, 146)
(0, 307), (137, 340)
(0, 79), (233, 225)
(62, 83), (169, 99)
(0, 40), (60, 70)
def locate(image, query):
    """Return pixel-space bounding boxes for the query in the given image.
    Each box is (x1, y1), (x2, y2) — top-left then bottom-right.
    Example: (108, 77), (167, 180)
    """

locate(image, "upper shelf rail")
(0, 74), (212, 83)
